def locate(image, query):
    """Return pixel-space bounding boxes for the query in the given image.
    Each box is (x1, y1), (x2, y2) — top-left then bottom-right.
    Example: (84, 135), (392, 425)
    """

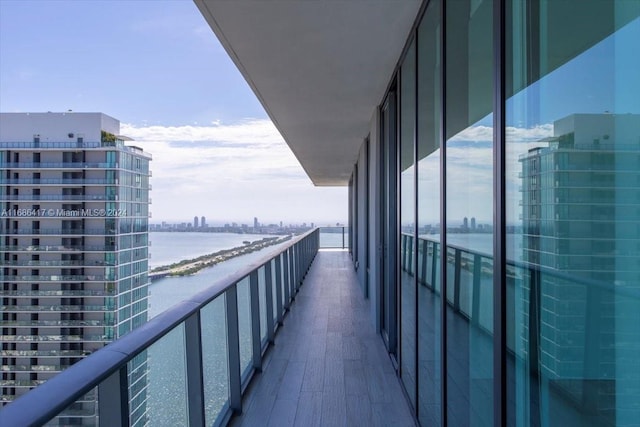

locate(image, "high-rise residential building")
(0, 112), (151, 425)
(253, 217), (259, 229)
(201, 216), (206, 228)
(193, 215), (199, 228)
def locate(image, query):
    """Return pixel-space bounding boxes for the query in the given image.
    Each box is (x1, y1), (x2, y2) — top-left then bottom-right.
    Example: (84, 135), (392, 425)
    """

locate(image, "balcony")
(1, 194), (117, 201)
(1, 162), (117, 169)
(2, 228), (116, 236)
(0, 230), (414, 426)
(0, 275), (112, 282)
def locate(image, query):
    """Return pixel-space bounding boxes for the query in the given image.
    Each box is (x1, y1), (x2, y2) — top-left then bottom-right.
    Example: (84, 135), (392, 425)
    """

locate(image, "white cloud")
(120, 120), (347, 224)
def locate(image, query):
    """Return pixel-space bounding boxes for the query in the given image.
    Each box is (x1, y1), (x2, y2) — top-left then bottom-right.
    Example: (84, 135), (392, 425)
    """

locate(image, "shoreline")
(149, 235), (292, 279)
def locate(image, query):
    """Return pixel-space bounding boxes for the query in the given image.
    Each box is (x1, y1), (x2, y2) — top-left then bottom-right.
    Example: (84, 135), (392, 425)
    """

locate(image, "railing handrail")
(0, 228), (318, 426)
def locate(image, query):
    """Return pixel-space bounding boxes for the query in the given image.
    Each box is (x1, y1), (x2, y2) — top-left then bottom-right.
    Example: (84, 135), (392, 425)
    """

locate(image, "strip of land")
(150, 235), (292, 278)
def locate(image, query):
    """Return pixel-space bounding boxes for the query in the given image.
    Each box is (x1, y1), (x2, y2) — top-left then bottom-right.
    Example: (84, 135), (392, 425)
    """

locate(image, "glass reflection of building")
(519, 113), (640, 424)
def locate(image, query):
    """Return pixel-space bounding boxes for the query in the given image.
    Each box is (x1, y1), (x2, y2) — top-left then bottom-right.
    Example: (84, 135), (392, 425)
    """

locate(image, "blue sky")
(0, 0), (347, 224)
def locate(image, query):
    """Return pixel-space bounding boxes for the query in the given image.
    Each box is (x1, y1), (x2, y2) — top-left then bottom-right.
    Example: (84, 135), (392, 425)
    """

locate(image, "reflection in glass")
(417, 0), (442, 424)
(506, 3), (640, 426)
(400, 38), (417, 409)
(445, 0), (494, 425)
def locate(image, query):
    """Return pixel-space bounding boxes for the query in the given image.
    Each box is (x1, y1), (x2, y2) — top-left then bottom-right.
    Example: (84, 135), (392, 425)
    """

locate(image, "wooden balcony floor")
(231, 250), (415, 427)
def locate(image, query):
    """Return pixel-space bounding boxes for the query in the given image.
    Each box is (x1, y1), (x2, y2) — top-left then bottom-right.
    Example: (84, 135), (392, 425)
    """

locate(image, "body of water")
(149, 231), (277, 269)
(145, 232), (291, 425)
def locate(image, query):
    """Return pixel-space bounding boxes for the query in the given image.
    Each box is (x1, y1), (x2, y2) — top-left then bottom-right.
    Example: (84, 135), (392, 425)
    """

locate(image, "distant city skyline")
(0, 1), (348, 224)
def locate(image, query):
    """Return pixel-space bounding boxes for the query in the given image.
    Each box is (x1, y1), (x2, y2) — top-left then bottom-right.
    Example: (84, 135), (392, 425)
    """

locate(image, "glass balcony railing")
(0, 229), (319, 427)
(318, 226), (349, 249)
(1, 365), (71, 373)
(0, 335), (111, 343)
(0, 305), (116, 312)
(0, 350), (94, 358)
(1, 320), (115, 327)
(0, 245), (115, 252)
(1, 162), (117, 169)
(1, 260), (115, 267)
(2, 228), (116, 236)
(0, 275), (112, 282)
(4, 178), (113, 185)
(1, 195), (117, 201)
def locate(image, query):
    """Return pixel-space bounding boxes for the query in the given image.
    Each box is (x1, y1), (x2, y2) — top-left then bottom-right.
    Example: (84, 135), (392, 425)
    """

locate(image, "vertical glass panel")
(146, 324), (188, 426)
(380, 91), (398, 351)
(506, 2), (640, 426)
(446, 0), (494, 425)
(201, 295), (229, 426)
(236, 277), (253, 381)
(400, 38), (417, 409)
(258, 266), (268, 345)
(417, 0), (442, 424)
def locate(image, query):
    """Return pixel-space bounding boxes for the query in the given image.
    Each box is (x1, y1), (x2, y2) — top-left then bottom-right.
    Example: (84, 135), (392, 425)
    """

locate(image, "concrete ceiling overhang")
(195, 0), (422, 186)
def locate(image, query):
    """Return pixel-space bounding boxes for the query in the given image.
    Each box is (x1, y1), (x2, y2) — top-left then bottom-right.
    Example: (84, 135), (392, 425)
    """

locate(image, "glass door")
(380, 90), (398, 356)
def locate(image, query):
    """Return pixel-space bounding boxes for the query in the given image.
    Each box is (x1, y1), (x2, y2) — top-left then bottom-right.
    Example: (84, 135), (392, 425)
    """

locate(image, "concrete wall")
(352, 106), (382, 331)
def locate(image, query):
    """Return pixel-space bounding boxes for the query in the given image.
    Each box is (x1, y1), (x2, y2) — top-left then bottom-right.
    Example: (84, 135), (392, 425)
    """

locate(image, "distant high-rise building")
(201, 216), (206, 228)
(194, 216), (199, 228)
(470, 217), (476, 230)
(462, 217), (468, 229)
(254, 217), (259, 228)
(0, 112), (152, 425)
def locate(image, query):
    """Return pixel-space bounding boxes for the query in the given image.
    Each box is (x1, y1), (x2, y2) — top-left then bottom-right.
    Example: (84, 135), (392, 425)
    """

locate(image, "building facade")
(197, 0), (640, 425)
(0, 112), (152, 425)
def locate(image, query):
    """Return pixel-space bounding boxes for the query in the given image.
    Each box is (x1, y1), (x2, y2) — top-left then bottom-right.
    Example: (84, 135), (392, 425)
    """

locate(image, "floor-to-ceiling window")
(416, 0), (442, 424)
(400, 37), (418, 409)
(380, 91), (398, 354)
(505, 2), (640, 426)
(363, 1), (639, 425)
(445, 0), (494, 425)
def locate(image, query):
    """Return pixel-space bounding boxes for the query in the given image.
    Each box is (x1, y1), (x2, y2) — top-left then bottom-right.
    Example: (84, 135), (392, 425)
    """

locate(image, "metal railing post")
(283, 251), (291, 309)
(185, 312), (205, 427)
(296, 244), (302, 290)
(249, 270), (262, 370)
(265, 262), (275, 343)
(432, 242), (439, 293)
(225, 286), (242, 413)
(288, 249), (295, 297)
(98, 366), (130, 427)
(453, 249), (461, 312)
(472, 254), (482, 325)
(275, 255), (284, 325)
